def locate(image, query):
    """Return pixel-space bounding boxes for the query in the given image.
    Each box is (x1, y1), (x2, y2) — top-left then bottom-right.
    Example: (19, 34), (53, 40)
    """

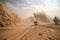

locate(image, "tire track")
(7, 26), (34, 40)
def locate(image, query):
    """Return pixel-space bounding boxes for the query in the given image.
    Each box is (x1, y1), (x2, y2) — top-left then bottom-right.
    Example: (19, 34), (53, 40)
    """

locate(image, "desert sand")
(0, 24), (60, 40)
(0, 3), (60, 40)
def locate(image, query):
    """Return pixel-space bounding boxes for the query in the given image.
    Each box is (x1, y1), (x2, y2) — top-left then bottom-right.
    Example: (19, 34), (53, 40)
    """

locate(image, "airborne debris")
(0, 3), (20, 27)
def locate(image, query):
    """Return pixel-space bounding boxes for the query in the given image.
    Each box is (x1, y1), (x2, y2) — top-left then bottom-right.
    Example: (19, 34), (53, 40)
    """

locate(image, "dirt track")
(0, 24), (32, 40)
(0, 25), (60, 40)
(19, 25), (60, 40)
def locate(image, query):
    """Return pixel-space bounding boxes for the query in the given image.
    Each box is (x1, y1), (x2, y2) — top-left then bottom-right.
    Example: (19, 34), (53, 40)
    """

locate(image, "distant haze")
(0, 0), (60, 18)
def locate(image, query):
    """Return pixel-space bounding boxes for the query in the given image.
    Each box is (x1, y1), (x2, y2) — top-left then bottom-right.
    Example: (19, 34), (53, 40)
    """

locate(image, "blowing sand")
(0, 24), (60, 40)
(19, 25), (60, 40)
(0, 3), (60, 40)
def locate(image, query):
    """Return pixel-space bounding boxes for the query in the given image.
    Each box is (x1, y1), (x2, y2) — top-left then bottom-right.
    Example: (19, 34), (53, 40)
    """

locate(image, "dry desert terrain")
(0, 24), (60, 40)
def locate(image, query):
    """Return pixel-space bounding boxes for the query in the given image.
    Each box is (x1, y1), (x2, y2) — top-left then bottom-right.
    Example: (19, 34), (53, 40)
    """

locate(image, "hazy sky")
(0, 0), (60, 18)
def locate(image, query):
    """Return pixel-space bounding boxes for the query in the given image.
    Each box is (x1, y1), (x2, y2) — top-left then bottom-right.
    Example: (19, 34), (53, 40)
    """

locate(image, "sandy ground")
(0, 24), (60, 40)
